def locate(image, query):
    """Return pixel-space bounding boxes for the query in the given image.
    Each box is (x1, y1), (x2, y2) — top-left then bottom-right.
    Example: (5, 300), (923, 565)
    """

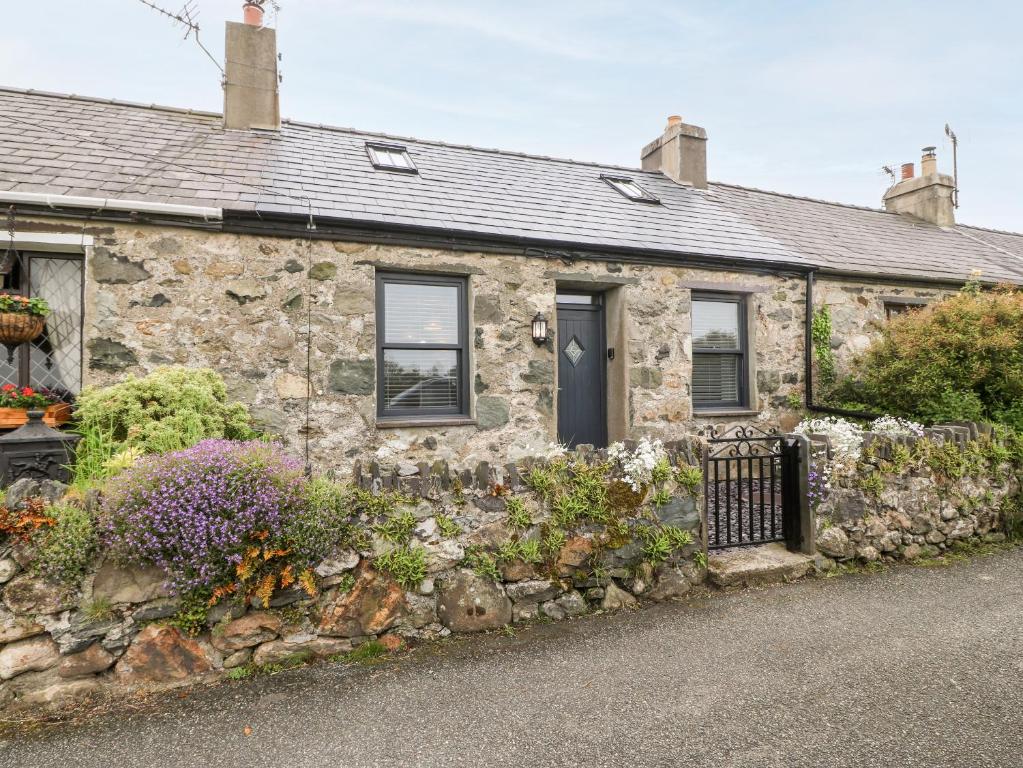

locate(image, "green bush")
(34, 502), (97, 584)
(72, 367), (257, 488)
(848, 286), (1023, 426)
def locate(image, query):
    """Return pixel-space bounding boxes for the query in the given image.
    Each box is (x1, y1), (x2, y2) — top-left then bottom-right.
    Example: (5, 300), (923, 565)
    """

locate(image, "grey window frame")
(375, 272), (470, 420)
(691, 292), (749, 411)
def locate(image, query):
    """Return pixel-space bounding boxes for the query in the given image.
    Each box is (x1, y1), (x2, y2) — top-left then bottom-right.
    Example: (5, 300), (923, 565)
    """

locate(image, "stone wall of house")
(812, 422), (1018, 565)
(17, 216), (963, 471)
(813, 278), (955, 373)
(0, 444), (704, 713)
(23, 216), (806, 469)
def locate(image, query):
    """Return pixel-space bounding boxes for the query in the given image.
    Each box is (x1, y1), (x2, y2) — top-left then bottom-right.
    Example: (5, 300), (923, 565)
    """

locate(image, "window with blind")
(376, 273), (469, 419)
(691, 294), (747, 410)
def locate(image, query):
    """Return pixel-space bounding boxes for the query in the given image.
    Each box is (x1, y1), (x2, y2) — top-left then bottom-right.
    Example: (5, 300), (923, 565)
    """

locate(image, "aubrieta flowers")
(100, 439), (305, 594)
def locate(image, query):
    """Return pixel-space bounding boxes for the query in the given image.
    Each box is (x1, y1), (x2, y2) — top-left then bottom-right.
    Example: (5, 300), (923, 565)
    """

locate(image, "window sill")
(376, 417), (477, 430)
(692, 408), (761, 418)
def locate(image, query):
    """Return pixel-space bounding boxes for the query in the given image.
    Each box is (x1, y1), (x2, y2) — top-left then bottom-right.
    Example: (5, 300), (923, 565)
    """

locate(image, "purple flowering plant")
(807, 459), (832, 511)
(100, 439), (307, 595)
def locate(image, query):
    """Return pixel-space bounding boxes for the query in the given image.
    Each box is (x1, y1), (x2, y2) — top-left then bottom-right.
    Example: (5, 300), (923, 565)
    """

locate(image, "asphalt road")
(3, 548), (1022, 768)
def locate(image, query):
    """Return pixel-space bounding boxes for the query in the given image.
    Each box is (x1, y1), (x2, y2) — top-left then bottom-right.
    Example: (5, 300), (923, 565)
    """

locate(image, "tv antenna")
(944, 123), (959, 209)
(136, 0), (224, 75)
(881, 165), (896, 184)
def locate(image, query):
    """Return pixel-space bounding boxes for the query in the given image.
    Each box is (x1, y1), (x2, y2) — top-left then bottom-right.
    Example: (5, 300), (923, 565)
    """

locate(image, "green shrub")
(848, 286), (1023, 425)
(33, 502), (97, 584)
(72, 367), (257, 487)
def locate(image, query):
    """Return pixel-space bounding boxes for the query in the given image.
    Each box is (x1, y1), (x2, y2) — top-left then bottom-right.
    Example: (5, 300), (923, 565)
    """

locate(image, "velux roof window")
(366, 142), (418, 173)
(601, 174), (659, 204)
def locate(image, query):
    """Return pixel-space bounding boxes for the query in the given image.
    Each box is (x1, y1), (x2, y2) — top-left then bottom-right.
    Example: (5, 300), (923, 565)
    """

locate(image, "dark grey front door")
(556, 297), (607, 448)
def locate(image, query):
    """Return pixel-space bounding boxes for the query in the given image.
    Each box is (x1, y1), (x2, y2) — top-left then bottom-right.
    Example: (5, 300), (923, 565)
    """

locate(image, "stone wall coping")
(354, 438), (703, 496)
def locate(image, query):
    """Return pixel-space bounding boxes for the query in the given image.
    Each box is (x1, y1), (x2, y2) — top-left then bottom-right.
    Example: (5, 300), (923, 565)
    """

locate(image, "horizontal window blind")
(384, 283), (459, 345)
(377, 273), (468, 419)
(693, 355), (739, 403)
(382, 350), (459, 410)
(692, 300), (740, 350)
(692, 296), (746, 408)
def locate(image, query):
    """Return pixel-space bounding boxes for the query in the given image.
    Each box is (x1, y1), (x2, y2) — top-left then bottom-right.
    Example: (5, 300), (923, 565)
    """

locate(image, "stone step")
(707, 543), (814, 589)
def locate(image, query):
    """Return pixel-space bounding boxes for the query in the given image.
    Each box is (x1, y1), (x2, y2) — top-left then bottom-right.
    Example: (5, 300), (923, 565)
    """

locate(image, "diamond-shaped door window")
(563, 336), (585, 367)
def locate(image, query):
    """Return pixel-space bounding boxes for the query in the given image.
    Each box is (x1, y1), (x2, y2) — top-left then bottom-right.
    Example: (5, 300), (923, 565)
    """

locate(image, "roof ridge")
(709, 180), (891, 216)
(956, 222), (1023, 239)
(0, 85), (660, 177)
(0, 85), (223, 120)
(954, 227), (1023, 264)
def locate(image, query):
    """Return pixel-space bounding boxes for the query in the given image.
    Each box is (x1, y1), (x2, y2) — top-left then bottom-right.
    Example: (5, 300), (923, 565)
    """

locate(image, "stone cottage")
(0, 10), (1021, 471)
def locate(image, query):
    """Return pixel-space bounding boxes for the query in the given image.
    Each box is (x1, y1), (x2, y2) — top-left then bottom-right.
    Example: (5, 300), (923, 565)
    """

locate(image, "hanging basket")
(0, 313), (44, 345)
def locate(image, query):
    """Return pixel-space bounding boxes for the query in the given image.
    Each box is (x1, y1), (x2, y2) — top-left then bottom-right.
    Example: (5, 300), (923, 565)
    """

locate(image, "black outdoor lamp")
(531, 312), (548, 345)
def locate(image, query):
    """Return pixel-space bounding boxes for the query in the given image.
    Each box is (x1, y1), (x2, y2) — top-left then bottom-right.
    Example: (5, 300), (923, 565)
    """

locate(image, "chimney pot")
(920, 146), (938, 177)
(243, 1), (264, 27)
(901, 162), (915, 180)
(667, 115), (683, 127)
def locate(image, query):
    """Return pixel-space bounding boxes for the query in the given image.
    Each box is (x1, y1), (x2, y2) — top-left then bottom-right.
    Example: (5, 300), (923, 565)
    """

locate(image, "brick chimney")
(883, 146), (955, 226)
(223, 2), (280, 131)
(640, 115), (708, 189)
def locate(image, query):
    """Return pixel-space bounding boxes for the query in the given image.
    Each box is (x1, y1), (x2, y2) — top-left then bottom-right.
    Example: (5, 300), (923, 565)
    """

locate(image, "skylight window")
(601, 175), (659, 204)
(366, 143), (418, 173)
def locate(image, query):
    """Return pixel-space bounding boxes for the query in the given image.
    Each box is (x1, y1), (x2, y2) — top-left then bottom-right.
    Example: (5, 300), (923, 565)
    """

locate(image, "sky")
(2, 0), (1021, 231)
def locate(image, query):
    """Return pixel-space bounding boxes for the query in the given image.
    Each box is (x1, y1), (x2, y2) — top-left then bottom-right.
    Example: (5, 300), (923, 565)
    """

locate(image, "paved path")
(4, 549), (1023, 768)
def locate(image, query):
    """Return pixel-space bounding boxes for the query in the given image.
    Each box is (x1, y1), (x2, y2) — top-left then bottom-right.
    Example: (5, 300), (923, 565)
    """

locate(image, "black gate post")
(781, 434), (814, 554)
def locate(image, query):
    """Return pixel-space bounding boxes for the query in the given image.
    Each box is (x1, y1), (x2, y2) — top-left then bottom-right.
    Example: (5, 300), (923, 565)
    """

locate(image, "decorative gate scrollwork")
(703, 425), (799, 550)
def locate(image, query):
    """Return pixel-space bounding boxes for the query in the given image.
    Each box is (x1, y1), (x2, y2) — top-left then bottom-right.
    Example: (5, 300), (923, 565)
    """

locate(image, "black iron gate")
(703, 426), (802, 550)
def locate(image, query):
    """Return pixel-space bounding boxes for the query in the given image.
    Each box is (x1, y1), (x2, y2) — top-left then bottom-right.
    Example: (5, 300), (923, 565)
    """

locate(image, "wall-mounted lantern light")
(531, 312), (548, 345)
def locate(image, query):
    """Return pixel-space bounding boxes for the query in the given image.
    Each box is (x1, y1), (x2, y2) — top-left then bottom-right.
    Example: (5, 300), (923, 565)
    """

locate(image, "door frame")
(555, 292), (608, 448)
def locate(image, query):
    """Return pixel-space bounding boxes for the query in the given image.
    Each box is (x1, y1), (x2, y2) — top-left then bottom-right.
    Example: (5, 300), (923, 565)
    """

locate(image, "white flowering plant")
(794, 416), (864, 466)
(606, 437), (667, 492)
(868, 416), (925, 438)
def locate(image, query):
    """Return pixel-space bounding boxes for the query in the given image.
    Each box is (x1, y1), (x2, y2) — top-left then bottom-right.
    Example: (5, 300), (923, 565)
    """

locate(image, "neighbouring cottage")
(0, 10), (1022, 473)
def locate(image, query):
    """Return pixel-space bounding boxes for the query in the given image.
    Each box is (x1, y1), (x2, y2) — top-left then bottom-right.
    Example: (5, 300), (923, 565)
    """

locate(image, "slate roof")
(1, 86), (1022, 284)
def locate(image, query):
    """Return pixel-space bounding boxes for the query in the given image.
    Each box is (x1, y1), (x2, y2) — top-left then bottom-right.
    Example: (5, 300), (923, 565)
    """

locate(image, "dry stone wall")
(813, 422), (1018, 565)
(0, 444), (705, 713)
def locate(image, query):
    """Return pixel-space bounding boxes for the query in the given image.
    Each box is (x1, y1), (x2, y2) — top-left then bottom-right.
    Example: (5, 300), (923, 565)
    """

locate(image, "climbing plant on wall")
(812, 305), (837, 390)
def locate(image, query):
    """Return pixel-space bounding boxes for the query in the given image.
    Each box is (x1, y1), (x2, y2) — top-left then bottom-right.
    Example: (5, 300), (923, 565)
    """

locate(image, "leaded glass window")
(0, 252), (83, 400)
